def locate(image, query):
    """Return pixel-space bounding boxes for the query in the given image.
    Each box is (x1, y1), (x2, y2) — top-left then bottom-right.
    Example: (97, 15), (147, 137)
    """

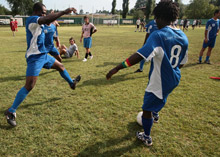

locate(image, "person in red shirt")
(14, 19), (18, 32)
(10, 19), (16, 36)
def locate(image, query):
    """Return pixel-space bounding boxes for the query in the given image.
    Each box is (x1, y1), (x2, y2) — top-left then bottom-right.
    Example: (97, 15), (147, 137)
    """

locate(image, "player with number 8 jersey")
(106, 1), (188, 146)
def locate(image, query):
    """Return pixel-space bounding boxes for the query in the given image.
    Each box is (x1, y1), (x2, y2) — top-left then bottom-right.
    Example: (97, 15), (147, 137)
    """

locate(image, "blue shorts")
(142, 92), (168, 113)
(203, 38), (216, 48)
(26, 53), (56, 77)
(47, 47), (60, 56)
(84, 37), (92, 48)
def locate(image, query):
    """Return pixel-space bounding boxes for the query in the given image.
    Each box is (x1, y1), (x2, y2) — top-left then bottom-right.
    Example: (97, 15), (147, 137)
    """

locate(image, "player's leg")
(51, 58), (81, 89)
(4, 54), (46, 127)
(49, 47), (62, 62)
(199, 41), (208, 63)
(205, 47), (213, 64)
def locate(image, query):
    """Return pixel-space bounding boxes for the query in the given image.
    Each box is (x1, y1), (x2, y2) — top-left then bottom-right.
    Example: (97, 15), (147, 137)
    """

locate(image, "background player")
(135, 18), (141, 32)
(44, 23), (62, 62)
(134, 19), (158, 73)
(4, 2), (81, 127)
(14, 19), (18, 32)
(60, 37), (80, 59)
(198, 10), (220, 64)
(106, 1), (188, 146)
(10, 19), (15, 36)
(80, 15), (97, 62)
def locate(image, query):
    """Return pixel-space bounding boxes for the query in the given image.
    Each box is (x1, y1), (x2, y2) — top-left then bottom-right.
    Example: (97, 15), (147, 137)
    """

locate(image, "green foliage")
(6, 0), (42, 16)
(185, 0), (218, 19)
(122, 0), (129, 18)
(135, 0), (146, 9)
(111, 0), (116, 15)
(145, 0), (154, 19)
(0, 4), (11, 15)
(133, 9), (145, 19)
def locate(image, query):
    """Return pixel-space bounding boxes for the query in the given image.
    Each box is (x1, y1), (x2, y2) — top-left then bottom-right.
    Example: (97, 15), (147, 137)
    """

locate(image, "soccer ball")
(137, 111), (143, 126)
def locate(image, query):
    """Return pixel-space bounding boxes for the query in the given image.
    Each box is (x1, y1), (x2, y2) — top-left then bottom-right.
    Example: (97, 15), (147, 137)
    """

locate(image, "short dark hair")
(153, 1), (179, 23)
(33, 2), (45, 12)
(84, 15), (89, 20)
(69, 37), (75, 42)
(214, 9), (220, 15)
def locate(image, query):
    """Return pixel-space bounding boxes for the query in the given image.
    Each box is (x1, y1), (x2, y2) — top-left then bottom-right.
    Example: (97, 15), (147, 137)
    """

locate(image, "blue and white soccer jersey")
(25, 16), (55, 77)
(44, 24), (60, 56)
(203, 18), (219, 48)
(145, 20), (158, 34)
(137, 26), (188, 112)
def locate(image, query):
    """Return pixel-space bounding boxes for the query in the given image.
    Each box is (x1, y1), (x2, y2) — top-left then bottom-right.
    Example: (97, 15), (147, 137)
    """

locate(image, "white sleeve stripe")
(36, 17), (40, 25)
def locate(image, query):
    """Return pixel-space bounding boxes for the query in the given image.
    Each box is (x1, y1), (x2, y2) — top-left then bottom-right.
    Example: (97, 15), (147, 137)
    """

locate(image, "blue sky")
(0, 0), (190, 13)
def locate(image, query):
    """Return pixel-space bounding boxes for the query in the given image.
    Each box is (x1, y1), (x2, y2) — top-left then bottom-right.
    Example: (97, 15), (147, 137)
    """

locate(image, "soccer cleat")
(70, 75), (81, 90)
(197, 60), (202, 64)
(204, 60), (210, 64)
(90, 55), (93, 60)
(82, 58), (87, 62)
(134, 69), (143, 73)
(136, 132), (153, 146)
(153, 114), (159, 123)
(4, 109), (17, 127)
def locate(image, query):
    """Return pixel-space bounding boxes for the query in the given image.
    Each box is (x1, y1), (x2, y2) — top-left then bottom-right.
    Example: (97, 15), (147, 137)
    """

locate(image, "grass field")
(0, 25), (219, 156)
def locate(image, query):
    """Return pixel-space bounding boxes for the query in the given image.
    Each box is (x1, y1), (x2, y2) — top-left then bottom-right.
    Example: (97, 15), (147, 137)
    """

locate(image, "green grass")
(0, 25), (219, 156)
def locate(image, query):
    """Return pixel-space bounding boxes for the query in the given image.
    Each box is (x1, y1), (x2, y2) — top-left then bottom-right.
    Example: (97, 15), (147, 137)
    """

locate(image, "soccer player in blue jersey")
(134, 20), (158, 73)
(44, 23), (62, 62)
(4, 2), (81, 127)
(106, 1), (188, 146)
(198, 10), (220, 64)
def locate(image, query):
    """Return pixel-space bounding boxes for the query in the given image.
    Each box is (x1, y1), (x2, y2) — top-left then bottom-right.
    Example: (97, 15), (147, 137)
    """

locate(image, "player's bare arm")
(143, 33), (150, 45)
(80, 32), (84, 42)
(204, 30), (208, 43)
(106, 53), (143, 80)
(38, 8), (77, 25)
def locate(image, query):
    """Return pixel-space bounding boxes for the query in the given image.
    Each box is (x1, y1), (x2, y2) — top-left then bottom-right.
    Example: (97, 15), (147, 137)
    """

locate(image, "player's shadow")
(19, 97), (62, 110)
(62, 59), (81, 63)
(182, 63), (199, 68)
(96, 62), (120, 68)
(78, 72), (146, 88)
(77, 122), (144, 156)
(0, 70), (56, 83)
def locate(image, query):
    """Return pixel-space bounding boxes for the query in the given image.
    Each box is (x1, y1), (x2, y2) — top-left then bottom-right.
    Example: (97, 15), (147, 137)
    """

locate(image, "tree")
(0, 5), (11, 15)
(122, 0), (129, 18)
(133, 10), (145, 19)
(135, 0), (146, 9)
(145, 0), (154, 19)
(6, 0), (42, 16)
(111, 0), (116, 14)
(185, 0), (218, 19)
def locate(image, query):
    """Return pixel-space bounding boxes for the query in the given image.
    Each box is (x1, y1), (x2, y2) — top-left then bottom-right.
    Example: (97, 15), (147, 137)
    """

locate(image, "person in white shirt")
(135, 18), (141, 32)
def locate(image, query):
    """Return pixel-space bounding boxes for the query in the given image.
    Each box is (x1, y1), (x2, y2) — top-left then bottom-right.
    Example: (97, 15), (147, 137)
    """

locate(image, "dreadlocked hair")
(153, 1), (179, 23)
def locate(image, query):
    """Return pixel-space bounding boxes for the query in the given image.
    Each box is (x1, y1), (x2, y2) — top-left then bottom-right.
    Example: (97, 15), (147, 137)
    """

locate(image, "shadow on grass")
(78, 72), (146, 88)
(19, 97), (62, 109)
(0, 70), (56, 83)
(8, 50), (25, 53)
(77, 122), (145, 156)
(182, 63), (200, 68)
(96, 62), (120, 68)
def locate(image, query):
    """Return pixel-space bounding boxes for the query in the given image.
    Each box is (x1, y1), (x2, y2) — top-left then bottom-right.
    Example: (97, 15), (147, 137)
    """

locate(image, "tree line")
(0, 0), (220, 19)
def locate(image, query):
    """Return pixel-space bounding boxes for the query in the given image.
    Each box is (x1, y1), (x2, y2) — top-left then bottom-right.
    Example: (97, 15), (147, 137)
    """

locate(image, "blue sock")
(206, 56), (210, 61)
(9, 87), (29, 113)
(59, 69), (73, 85)
(142, 116), (153, 136)
(140, 59), (145, 71)
(199, 56), (202, 62)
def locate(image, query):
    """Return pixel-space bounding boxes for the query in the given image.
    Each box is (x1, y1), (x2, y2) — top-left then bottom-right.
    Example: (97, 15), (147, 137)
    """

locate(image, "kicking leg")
(51, 60), (81, 89)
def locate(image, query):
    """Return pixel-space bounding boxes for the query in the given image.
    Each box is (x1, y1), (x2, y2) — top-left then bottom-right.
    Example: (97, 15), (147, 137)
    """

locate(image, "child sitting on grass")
(60, 37), (80, 59)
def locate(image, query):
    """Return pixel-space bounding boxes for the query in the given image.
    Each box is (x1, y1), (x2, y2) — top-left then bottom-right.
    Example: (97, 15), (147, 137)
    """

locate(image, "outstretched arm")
(106, 53), (143, 80)
(38, 8), (77, 25)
